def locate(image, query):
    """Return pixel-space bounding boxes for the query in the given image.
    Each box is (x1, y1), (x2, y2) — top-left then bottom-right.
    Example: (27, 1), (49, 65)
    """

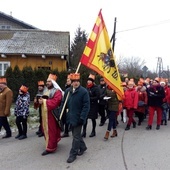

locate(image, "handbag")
(161, 103), (168, 110)
(138, 101), (145, 107)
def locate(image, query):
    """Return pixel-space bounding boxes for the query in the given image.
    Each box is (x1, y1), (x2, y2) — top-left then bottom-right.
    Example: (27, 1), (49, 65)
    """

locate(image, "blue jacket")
(62, 85), (90, 127)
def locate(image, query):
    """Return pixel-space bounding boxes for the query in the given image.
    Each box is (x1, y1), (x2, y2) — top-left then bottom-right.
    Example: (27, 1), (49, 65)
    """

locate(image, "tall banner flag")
(80, 9), (124, 99)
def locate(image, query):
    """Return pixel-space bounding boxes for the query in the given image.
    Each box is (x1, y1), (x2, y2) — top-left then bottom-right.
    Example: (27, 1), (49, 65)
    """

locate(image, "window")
(38, 66), (51, 70)
(1, 25), (11, 30)
(0, 62), (10, 76)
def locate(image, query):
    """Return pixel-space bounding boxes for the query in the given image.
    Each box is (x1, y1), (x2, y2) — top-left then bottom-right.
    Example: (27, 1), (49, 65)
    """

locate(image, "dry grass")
(0, 103), (40, 135)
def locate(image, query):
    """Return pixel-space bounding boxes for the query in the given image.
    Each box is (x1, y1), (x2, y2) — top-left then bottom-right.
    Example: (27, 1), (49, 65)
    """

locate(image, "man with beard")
(38, 73), (63, 156)
(0, 77), (13, 138)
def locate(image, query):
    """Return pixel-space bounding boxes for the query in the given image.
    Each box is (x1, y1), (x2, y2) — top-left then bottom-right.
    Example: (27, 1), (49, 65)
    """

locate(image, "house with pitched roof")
(0, 11), (70, 76)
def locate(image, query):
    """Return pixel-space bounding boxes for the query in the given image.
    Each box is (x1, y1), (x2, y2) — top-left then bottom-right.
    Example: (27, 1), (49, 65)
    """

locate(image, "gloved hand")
(149, 92), (155, 96)
(23, 115), (27, 119)
(78, 119), (84, 125)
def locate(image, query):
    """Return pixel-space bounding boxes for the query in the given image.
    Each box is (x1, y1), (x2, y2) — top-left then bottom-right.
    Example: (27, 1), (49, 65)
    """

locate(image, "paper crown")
(38, 81), (44, 86)
(48, 74), (57, 81)
(154, 77), (160, 82)
(20, 85), (28, 93)
(88, 74), (95, 81)
(69, 73), (80, 80)
(0, 77), (7, 84)
(67, 74), (71, 79)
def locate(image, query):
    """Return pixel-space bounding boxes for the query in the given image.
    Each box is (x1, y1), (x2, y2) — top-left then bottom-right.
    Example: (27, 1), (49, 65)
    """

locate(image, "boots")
(81, 131), (86, 138)
(156, 125), (160, 130)
(110, 130), (118, 138)
(89, 131), (96, 137)
(161, 120), (163, 125)
(132, 122), (136, 128)
(125, 125), (130, 131)
(104, 131), (110, 140)
(165, 120), (167, 125)
(146, 125), (152, 130)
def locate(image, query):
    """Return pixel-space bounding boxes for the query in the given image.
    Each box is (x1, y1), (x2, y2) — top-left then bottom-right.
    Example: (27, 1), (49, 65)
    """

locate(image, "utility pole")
(156, 57), (163, 78)
(110, 17), (117, 52)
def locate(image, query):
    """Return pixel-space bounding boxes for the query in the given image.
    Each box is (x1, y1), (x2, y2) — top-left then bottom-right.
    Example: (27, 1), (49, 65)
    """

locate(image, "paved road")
(0, 116), (170, 170)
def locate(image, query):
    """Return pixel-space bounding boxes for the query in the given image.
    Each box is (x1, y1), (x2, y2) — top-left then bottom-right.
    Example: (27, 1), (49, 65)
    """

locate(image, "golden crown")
(38, 81), (44, 86)
(69, 73), (80, 80)
(48, 74), (57, 81)
(0, 77), (7, 84)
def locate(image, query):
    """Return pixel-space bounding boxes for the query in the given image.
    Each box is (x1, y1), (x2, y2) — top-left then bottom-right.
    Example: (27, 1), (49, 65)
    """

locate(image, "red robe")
(41, 89), (62, 152)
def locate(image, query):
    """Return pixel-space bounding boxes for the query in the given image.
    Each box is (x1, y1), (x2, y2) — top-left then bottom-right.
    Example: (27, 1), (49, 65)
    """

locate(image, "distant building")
(0, 11), (70, 76)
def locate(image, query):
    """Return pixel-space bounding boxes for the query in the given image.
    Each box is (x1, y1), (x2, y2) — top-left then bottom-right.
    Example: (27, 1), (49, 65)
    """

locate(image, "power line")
(116, 19), (170, 33)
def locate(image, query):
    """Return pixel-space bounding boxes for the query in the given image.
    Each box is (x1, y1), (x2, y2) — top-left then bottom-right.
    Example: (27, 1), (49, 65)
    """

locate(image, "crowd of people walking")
(0, 73), (170, 164)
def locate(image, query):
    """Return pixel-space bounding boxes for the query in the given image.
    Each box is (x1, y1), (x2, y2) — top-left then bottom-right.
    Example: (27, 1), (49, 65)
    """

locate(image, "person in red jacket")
(166, 83), (170, 120)
(160, 81), (168, 125)
(135, 81), (148, 126)
(123, 80), (138, 130)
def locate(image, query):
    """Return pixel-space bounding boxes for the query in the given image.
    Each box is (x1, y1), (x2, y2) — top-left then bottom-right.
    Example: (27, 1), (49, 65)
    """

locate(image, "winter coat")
(14, 92), (30, 118)
(123, 88), (138, 109)
(63, 85), (90, 127)
(87, 84), (100, 119)
(147, 84), (165, 107)
(106, 89), (119, 112)
(98, 84), (107, 105)
(0, 87), (13, 117)
(136, 86), (148, 114)
(163, 85), (168, 103)
(166, 86), (170, 105)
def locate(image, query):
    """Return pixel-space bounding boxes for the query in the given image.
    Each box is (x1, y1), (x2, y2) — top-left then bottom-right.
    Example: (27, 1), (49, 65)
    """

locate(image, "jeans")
(162, 109), (168, 121)
(107, 110), (117, 131)
(0, 117), (11, 135)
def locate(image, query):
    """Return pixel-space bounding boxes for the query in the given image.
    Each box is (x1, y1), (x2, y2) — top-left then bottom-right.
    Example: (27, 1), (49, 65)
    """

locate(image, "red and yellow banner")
(80, 9), (124, 100)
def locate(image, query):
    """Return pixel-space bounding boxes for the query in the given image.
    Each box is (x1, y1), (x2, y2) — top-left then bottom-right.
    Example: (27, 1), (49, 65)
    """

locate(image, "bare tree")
(118, 56), (146, 79)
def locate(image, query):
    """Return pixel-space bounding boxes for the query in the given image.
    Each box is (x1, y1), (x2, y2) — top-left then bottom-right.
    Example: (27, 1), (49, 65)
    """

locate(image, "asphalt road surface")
(0, 116), (170, 170)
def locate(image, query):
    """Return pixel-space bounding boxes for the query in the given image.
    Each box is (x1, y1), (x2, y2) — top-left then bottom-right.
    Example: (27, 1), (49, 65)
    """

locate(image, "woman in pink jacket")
(123, 81), (138, 130)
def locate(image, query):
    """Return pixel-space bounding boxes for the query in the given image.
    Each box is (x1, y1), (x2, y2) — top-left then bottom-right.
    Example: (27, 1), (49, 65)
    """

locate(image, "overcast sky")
(1, 0), (170, 72)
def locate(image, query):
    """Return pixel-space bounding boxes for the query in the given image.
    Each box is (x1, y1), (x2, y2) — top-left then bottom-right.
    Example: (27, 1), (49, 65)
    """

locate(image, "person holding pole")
(61, 73), (90, 163)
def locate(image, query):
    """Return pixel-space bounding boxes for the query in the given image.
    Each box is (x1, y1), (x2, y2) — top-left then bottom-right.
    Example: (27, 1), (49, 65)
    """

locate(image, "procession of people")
(0, 73), (170, 164)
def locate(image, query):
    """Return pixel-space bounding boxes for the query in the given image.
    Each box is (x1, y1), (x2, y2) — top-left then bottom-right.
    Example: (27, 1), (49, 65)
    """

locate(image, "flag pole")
(75, 62), (81, 73)
(59, 62), (82, 121)
(110, 17), (117, 52)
